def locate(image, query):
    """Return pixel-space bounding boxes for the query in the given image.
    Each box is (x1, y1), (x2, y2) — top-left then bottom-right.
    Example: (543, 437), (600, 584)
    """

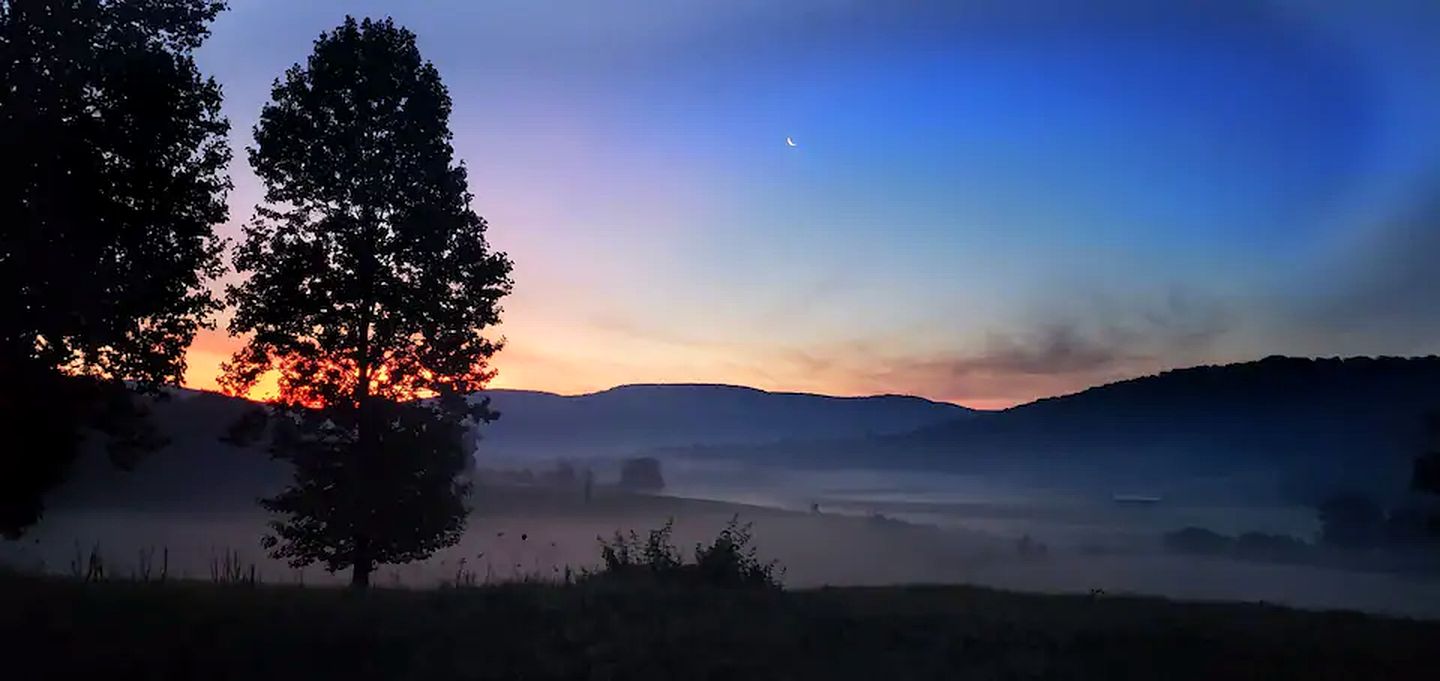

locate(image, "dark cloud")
(945, 291), (1229, 378)
(947, 324), (1132, 378)
(758, 291), (1233, 407)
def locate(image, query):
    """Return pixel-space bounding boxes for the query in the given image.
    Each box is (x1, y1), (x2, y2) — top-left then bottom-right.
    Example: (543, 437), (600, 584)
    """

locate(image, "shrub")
(692, 518), (783, 588)
(597, 519), (683, 578)
(590, 516), (783, 589)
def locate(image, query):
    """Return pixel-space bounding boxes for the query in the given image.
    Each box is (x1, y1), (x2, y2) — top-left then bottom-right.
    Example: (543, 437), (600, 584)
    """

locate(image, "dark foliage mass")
(591, 517), (784, 589)
(257, 400), (473, 575)
(223, 16), (512, 587)
(3, 572), (1438, 681)
(222, 15), (511, 405)
(1165, 485), (1440, 567)
(1413, 414), (1440, 534)
(0, 0), (229, 537)
(617, 456), (665, 493)
(1163, 527), (1313, 564)
(1417, 450), (1440, 497)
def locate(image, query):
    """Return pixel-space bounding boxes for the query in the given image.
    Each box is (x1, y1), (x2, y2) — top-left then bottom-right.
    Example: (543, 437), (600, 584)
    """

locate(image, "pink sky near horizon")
(180, 323), (1159, 412)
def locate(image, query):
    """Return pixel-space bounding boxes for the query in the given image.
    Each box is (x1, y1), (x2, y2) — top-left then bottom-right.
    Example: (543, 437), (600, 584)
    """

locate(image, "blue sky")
(186, 0), (1440, 407)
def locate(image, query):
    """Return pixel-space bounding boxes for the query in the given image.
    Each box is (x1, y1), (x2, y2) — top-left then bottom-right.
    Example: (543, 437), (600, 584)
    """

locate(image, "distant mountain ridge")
(50, 383), (969, 510)
(476, 383), (971, 459)
(676, 356), (1440, 503)
(49, 357), (1440, 511)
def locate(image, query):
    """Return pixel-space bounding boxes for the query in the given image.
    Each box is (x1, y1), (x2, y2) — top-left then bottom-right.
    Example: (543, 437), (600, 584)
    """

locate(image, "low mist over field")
(9, 485), (1439, 619)
(7, 357), (1438, 619)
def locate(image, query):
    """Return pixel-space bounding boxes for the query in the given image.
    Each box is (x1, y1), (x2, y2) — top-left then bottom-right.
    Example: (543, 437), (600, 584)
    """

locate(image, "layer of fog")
(4, 459), (1437, 620)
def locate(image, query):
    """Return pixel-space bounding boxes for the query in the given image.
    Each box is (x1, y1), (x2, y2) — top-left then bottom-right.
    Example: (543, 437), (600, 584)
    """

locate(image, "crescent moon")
(786, 136), (797, 147)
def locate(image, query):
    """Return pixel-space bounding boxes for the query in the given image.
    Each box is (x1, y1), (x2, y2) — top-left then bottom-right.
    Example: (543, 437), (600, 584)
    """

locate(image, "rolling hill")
(475, 384), (971, 459)
(48, 357), (1440, 510)
(49, 384), (968, 510)
(673, 356), (1440, 503)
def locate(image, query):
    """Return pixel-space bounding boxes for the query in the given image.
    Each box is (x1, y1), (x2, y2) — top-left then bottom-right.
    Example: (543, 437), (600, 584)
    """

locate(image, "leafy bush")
(692, 518), (784, 587)
(591, 516), (783, 589)
(597, 519), (683, 577)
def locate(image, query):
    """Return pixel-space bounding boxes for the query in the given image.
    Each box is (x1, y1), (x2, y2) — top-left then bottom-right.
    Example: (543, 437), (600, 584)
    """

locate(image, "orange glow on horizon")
(180, 328), (1031, 409)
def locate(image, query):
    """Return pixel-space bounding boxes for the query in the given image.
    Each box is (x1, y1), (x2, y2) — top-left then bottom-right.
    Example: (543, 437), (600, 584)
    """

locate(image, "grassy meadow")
(3, 570), (1438, 681)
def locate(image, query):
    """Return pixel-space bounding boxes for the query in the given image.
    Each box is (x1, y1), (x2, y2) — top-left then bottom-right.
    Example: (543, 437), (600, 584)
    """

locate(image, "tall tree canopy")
(1414, 414), (1440, 535)
(0, 0), (230, 537)
(224, 16), (513, 587)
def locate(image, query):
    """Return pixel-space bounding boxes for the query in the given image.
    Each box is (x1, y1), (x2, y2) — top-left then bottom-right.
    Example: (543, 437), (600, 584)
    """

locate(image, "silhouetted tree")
(223, 17), (512, 588)
(258, 399), (474, 580)
(0, 0), (229, 537)
(1413, 413), (1440, 535)
(619, 457), (665, 493)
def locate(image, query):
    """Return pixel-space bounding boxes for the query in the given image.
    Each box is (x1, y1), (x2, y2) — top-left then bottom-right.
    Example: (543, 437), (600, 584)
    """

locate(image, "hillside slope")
(682, 357), (1440, 502)
(477, 384), (970, 458)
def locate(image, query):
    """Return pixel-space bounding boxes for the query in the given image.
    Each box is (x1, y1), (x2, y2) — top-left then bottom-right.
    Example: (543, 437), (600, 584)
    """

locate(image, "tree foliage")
(259, 399), (473, 574)
(592, 517), (784, 589)
(0, 0), (230, 537)
(224, 16), (512, 586)
(1414, 413), (1440, 535)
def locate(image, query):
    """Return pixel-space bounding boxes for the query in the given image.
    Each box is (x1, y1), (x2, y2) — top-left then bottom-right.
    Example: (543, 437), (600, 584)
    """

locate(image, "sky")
(182, 0), (1440, 409)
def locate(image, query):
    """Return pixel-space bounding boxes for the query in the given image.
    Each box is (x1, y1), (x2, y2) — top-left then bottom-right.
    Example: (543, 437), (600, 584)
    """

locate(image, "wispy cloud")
(742, 290), (1233, 408)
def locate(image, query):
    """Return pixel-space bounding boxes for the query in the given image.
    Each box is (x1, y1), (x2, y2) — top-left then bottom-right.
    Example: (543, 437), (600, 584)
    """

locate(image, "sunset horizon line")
(176, 352), (1423, 413)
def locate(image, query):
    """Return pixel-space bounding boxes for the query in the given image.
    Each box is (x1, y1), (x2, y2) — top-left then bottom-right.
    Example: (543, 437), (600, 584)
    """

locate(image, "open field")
(6, 486), (1440, 619)
(3, 572), (1438, 681)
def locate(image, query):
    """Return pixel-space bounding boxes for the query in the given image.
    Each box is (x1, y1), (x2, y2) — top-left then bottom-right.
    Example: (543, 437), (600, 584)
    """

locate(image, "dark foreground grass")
(2, 573), (1437, 681)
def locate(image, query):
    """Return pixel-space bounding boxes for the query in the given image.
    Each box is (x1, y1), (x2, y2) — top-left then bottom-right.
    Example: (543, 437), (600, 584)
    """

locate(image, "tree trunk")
(349, 251), (378, 592)
(350, 399), (377, 591)
(348, 549), (371, 587)
(348, 526), (371, 590)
